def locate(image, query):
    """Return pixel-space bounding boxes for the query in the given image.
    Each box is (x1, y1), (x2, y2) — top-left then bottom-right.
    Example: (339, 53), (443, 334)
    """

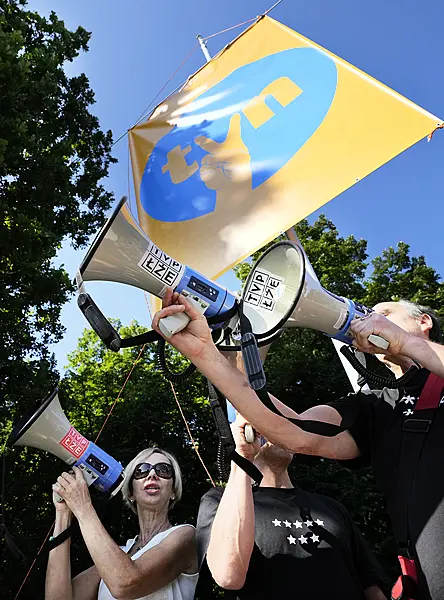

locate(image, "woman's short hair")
(121, 447), (182, 514)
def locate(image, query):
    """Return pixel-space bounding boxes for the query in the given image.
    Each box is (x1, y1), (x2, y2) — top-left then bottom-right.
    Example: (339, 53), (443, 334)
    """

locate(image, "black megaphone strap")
(238, 302), (353, 438)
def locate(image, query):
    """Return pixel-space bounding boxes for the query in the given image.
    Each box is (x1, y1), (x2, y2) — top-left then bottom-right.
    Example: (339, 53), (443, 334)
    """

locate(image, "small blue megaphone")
(7, 388), (125, 496)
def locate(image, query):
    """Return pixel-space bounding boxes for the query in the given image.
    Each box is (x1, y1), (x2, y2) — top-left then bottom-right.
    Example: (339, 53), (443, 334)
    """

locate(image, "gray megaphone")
(242, 241), (389, 350)
(7, 388), (125, 496)
(76, 196), (238, 349)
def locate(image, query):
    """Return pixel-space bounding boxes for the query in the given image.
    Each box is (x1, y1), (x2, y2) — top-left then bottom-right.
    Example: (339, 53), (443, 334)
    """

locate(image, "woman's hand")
(52, 467), (93, 520)
(231, 414), (262, 461)
(152, 288), (216, 361)
(52, 488), (73, 514)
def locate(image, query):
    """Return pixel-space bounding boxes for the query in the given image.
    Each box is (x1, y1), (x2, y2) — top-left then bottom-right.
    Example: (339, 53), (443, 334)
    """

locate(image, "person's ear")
(420, 314), (433, 337)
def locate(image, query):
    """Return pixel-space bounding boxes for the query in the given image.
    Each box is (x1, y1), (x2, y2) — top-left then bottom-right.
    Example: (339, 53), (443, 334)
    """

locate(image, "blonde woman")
(46, 447), (198, 600)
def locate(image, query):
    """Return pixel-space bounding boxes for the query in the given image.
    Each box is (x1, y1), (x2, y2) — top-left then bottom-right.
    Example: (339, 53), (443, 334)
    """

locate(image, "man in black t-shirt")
(153, 293), (444, 599)
(195, 415), (387, 600)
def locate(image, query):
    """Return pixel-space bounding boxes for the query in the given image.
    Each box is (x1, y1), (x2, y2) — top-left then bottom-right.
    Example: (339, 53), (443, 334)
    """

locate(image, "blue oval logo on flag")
(141, 47), (337, 222)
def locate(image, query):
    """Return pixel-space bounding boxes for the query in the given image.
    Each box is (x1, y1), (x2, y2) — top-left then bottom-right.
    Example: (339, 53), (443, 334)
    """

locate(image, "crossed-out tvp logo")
(138, 242), (183, 287)
(141, 47), (337, 222)
(245, 269), (284, 312)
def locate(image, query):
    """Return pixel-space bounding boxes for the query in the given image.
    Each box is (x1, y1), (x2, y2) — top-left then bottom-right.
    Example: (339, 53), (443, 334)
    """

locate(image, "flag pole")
(196, 35), (212, 63)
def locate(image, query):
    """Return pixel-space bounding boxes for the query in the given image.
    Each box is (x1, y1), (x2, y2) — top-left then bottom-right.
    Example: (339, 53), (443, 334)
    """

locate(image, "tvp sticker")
(139, 242), (183, 287)
(245, 269), (284, 311)
(60, 426), (89, 459)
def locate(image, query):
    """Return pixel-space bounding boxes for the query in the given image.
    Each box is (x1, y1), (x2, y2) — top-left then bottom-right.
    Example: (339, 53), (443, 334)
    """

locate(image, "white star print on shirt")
(272, 519), (281, 527)
(315, 519), (324, 526)
(311, 534), (320, 543)
(402, 395), (416, 405)
(304, 520), (313, 527)
(298, 535), (308, 544)
(403, 409), (414, 416)
(293, 520), (303, 528)
(287, 535), (297, 544)
(283, 520), (292, 528)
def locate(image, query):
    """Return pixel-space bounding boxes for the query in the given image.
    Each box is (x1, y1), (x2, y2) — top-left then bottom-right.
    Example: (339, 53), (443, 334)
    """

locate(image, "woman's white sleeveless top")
(97, 524), (198, 600)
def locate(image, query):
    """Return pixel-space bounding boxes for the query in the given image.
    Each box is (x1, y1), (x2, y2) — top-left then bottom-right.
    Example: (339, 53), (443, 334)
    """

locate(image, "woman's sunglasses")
(132, 462), (174, 481)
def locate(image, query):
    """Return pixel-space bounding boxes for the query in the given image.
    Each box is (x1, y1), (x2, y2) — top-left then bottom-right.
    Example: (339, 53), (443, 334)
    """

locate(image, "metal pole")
(197, 35), (212, 62)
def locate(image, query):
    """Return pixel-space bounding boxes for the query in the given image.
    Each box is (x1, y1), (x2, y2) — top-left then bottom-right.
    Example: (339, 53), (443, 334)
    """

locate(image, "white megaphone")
(76, 196), (238, 350)
(242, 241), (389, 350)
(7, 388), (125, 496)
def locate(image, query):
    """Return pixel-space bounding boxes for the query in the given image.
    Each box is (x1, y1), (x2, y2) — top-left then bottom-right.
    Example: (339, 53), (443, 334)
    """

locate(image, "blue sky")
(26, 0), (444, 371)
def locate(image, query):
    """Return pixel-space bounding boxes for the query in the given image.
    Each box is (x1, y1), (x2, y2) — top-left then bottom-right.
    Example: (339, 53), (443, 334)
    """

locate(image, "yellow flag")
(129, 16), (440, 281)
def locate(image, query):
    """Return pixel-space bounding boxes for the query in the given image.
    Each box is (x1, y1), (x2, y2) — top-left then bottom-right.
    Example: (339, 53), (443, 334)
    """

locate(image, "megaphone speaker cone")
(7, 388), (60, 448)
(242, 241), (306, 338)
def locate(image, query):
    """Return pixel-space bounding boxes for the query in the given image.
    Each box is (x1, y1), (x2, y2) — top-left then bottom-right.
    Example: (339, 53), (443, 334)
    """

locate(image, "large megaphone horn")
(7, 389), (125, 496)
(76, 196), (238, 350)
(242, 241), (389, 349)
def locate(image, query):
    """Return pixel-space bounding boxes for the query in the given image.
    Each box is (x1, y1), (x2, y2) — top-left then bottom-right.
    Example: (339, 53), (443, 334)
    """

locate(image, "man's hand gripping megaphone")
(349, 311), (412, 362)
(153, 287), (413, 372)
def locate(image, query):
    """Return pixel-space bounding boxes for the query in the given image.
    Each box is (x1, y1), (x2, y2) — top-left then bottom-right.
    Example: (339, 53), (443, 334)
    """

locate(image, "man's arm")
(195, 349), (359, 459)
(152, 292), (360, 460)
(206, 417), (259, 589)
(390, 336), (444, 378)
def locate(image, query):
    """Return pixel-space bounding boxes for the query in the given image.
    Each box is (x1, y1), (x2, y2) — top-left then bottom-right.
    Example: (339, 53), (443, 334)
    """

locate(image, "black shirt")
(329, 368), (444, 600)
(196, 486), (385, 600)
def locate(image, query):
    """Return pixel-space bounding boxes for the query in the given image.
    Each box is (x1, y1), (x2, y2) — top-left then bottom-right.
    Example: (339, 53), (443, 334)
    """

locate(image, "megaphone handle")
(158, 292), (209, 338)
(368, 334), (390, 350)
(244, 424), (255, 443)
(159, 311), (190, 338)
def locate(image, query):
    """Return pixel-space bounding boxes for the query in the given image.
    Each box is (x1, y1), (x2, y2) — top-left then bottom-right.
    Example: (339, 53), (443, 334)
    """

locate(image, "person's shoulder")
(160, 524), (196, 547)
(328, 387), (389, 414)
(173, 523), (196, 532)
(339, 388), (383, 402)
(172, 524), (196, 540)
(301, 488), (351, 518)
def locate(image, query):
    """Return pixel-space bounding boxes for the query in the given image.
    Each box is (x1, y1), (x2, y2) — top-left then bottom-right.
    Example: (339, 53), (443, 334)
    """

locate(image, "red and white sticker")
(59, 426), (89, 458)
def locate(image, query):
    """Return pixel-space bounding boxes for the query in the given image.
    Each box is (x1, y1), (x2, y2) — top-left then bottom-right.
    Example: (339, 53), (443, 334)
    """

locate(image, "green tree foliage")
(363, 241), (444, 315)
(2, 216), (443, 598)
(0, 0), (116, 417)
